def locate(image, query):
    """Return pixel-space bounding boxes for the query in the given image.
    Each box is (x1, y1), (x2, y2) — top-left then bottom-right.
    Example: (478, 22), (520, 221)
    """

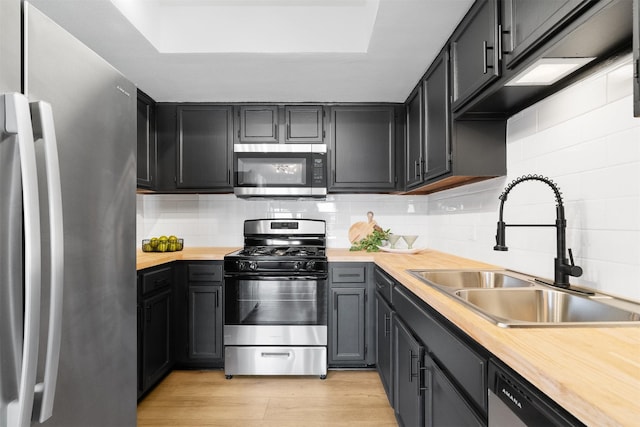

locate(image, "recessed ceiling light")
(506, 57), (596, 86)
(110, 0), (380, 54)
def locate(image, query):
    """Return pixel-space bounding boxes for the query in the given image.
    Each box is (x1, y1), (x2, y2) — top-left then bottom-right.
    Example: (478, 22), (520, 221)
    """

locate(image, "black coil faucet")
(494, 174), (582, 288)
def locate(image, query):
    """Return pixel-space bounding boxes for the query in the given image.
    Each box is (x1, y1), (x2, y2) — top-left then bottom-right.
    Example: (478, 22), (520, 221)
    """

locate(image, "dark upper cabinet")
(450, 0), (500, 112)
(137, 90), (156, 189)
(285, 105), (325, 143)
(404, 47), (505, 195)
(329, 106), (398, 192)
(176, 105), (233, 190)
(405, 85), (424, 188)
(634, 0), (639, 116)
(423, 49), (451, 182)
(502, 0), (592, 69)
(236, 105), (279, 143)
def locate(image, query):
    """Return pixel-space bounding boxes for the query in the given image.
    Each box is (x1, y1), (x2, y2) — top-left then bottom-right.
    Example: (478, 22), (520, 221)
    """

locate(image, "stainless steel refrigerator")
(1, 1), (137, 426)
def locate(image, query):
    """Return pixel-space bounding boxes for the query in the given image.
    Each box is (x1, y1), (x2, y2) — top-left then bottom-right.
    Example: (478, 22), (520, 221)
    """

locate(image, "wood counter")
(137, 247), (640, 426)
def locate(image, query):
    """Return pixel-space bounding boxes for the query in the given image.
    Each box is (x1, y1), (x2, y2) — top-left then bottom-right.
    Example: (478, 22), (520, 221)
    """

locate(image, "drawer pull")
(261, 352), (291, 358)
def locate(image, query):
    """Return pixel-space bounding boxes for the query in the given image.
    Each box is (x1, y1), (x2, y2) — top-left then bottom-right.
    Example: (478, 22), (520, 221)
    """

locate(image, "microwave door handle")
(3, 93), (42, 427)
(29, 101), (64, 423)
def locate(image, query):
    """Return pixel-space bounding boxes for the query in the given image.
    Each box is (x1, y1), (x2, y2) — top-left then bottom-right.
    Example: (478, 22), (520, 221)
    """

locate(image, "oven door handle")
(225, 275), (327, 281)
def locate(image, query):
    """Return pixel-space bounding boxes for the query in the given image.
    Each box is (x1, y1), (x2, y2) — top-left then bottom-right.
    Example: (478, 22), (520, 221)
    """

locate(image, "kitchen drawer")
(188, 263), (223, 282)
(374, 267), (394, 303)
(141, 266), (173, 295)
(331, 266), (366, 283)
(393, 285), (487, 415)
(224, 346), (327, 376)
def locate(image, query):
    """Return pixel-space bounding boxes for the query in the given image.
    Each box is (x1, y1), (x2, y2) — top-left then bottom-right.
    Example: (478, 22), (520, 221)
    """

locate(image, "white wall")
(137, 55), (640, 301)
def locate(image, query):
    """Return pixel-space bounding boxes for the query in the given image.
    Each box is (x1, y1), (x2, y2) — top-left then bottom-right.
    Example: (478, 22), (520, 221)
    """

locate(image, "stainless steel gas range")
(223, 219), (328, 379)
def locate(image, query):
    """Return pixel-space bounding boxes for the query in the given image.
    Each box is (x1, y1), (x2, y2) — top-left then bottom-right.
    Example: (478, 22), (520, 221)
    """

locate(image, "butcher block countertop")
(137, 247), (640, 426)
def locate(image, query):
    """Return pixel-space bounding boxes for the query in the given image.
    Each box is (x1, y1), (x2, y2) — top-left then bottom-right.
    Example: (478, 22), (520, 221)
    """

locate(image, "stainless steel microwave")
(233, 144), (328, 198)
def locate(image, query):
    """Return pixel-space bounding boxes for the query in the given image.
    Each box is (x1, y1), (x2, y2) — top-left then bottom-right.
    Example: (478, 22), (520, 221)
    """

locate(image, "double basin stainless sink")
(407, 270), (640, 327)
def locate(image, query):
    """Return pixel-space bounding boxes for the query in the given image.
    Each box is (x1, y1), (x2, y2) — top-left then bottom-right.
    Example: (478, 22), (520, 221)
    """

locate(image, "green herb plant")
(350, 228), (391, 252)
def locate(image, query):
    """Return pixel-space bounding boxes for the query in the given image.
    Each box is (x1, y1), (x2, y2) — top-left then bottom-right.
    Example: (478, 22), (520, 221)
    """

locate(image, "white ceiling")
(30, 0), (474, 103)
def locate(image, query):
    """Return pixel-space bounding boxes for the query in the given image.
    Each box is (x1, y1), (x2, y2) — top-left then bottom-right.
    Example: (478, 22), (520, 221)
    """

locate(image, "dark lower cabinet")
(138, 265), (174, 398)
(393, 316), (424, 427)
(330, 287), (366, 363)
(328, 263), (375, 367)
(178, 262), (224, 368)
(375, 264), (489, 427)
(425, 353), (484, 427)
(375, 292), (394, 406)
(188, 285), (223, 361)
(142, 288), (172, 390)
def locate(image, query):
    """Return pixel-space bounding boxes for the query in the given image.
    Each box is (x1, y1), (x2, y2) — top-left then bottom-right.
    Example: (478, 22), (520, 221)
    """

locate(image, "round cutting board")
(348, 211), (377, 243)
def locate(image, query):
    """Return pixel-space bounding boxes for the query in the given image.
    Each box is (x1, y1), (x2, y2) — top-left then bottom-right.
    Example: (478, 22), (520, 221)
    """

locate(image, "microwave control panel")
(312, 153), (327, 186)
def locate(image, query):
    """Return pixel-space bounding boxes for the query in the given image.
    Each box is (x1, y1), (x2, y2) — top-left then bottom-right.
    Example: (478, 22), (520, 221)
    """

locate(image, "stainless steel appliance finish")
(1, 2), (136, 425)
(224, 347), (327, 377)
(488, 360), (584, 426)
(233, 144), (327, 197)
(224, 219), (328, 378)
(224, 325), (327, 346)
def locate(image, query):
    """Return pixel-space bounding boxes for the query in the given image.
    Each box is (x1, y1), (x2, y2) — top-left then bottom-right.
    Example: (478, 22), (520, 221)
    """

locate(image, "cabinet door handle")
(414, 160), (420, 178)
(287, 123), (291, 139)
(274, 123), (278, 140)
(419, 365), (431, 392)
(409, 350), (419, 383)
(482, 41), (494, 74)
(384, 314), (391, 337)
(497, 24), (504, 61)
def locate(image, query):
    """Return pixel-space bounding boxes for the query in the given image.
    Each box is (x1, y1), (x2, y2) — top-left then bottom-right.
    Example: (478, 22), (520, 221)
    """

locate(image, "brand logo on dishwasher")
(501, 387), (523, 409)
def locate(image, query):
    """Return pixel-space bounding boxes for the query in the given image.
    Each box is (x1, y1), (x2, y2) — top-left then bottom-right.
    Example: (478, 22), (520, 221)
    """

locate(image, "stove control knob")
(293, 261), (302, 270)
(248, 261), (258, 271)
(238, 261), (248, 271)
(305, 261), (316, 271)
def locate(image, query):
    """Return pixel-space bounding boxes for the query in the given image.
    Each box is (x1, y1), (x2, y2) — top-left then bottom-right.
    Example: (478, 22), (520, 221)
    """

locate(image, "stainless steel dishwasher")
(488, 360), (585, 427)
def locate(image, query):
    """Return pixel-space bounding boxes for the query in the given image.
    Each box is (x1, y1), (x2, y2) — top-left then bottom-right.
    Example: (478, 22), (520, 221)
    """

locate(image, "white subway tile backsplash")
(538, 74), (607, 130)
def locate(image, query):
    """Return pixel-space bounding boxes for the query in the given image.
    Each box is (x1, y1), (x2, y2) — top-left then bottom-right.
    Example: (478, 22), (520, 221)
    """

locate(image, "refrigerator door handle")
(2, 93), (42, 427)
(30, 101), (64, 423)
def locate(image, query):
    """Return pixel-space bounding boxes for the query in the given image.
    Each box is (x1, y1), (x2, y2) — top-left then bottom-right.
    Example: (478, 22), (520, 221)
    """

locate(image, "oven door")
(233, 144), (327, 197)
(224, 275), (328, 346)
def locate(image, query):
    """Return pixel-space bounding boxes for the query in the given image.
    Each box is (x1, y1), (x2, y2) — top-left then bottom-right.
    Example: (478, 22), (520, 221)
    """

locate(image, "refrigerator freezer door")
(24, 3), (137, 426)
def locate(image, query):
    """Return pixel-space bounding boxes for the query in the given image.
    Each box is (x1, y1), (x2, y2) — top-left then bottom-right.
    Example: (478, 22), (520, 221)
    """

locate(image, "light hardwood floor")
(137, 370), (398, 426)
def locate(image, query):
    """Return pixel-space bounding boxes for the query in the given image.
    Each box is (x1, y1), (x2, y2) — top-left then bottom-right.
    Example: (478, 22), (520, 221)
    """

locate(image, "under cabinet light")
(506, 57), (596, 86)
